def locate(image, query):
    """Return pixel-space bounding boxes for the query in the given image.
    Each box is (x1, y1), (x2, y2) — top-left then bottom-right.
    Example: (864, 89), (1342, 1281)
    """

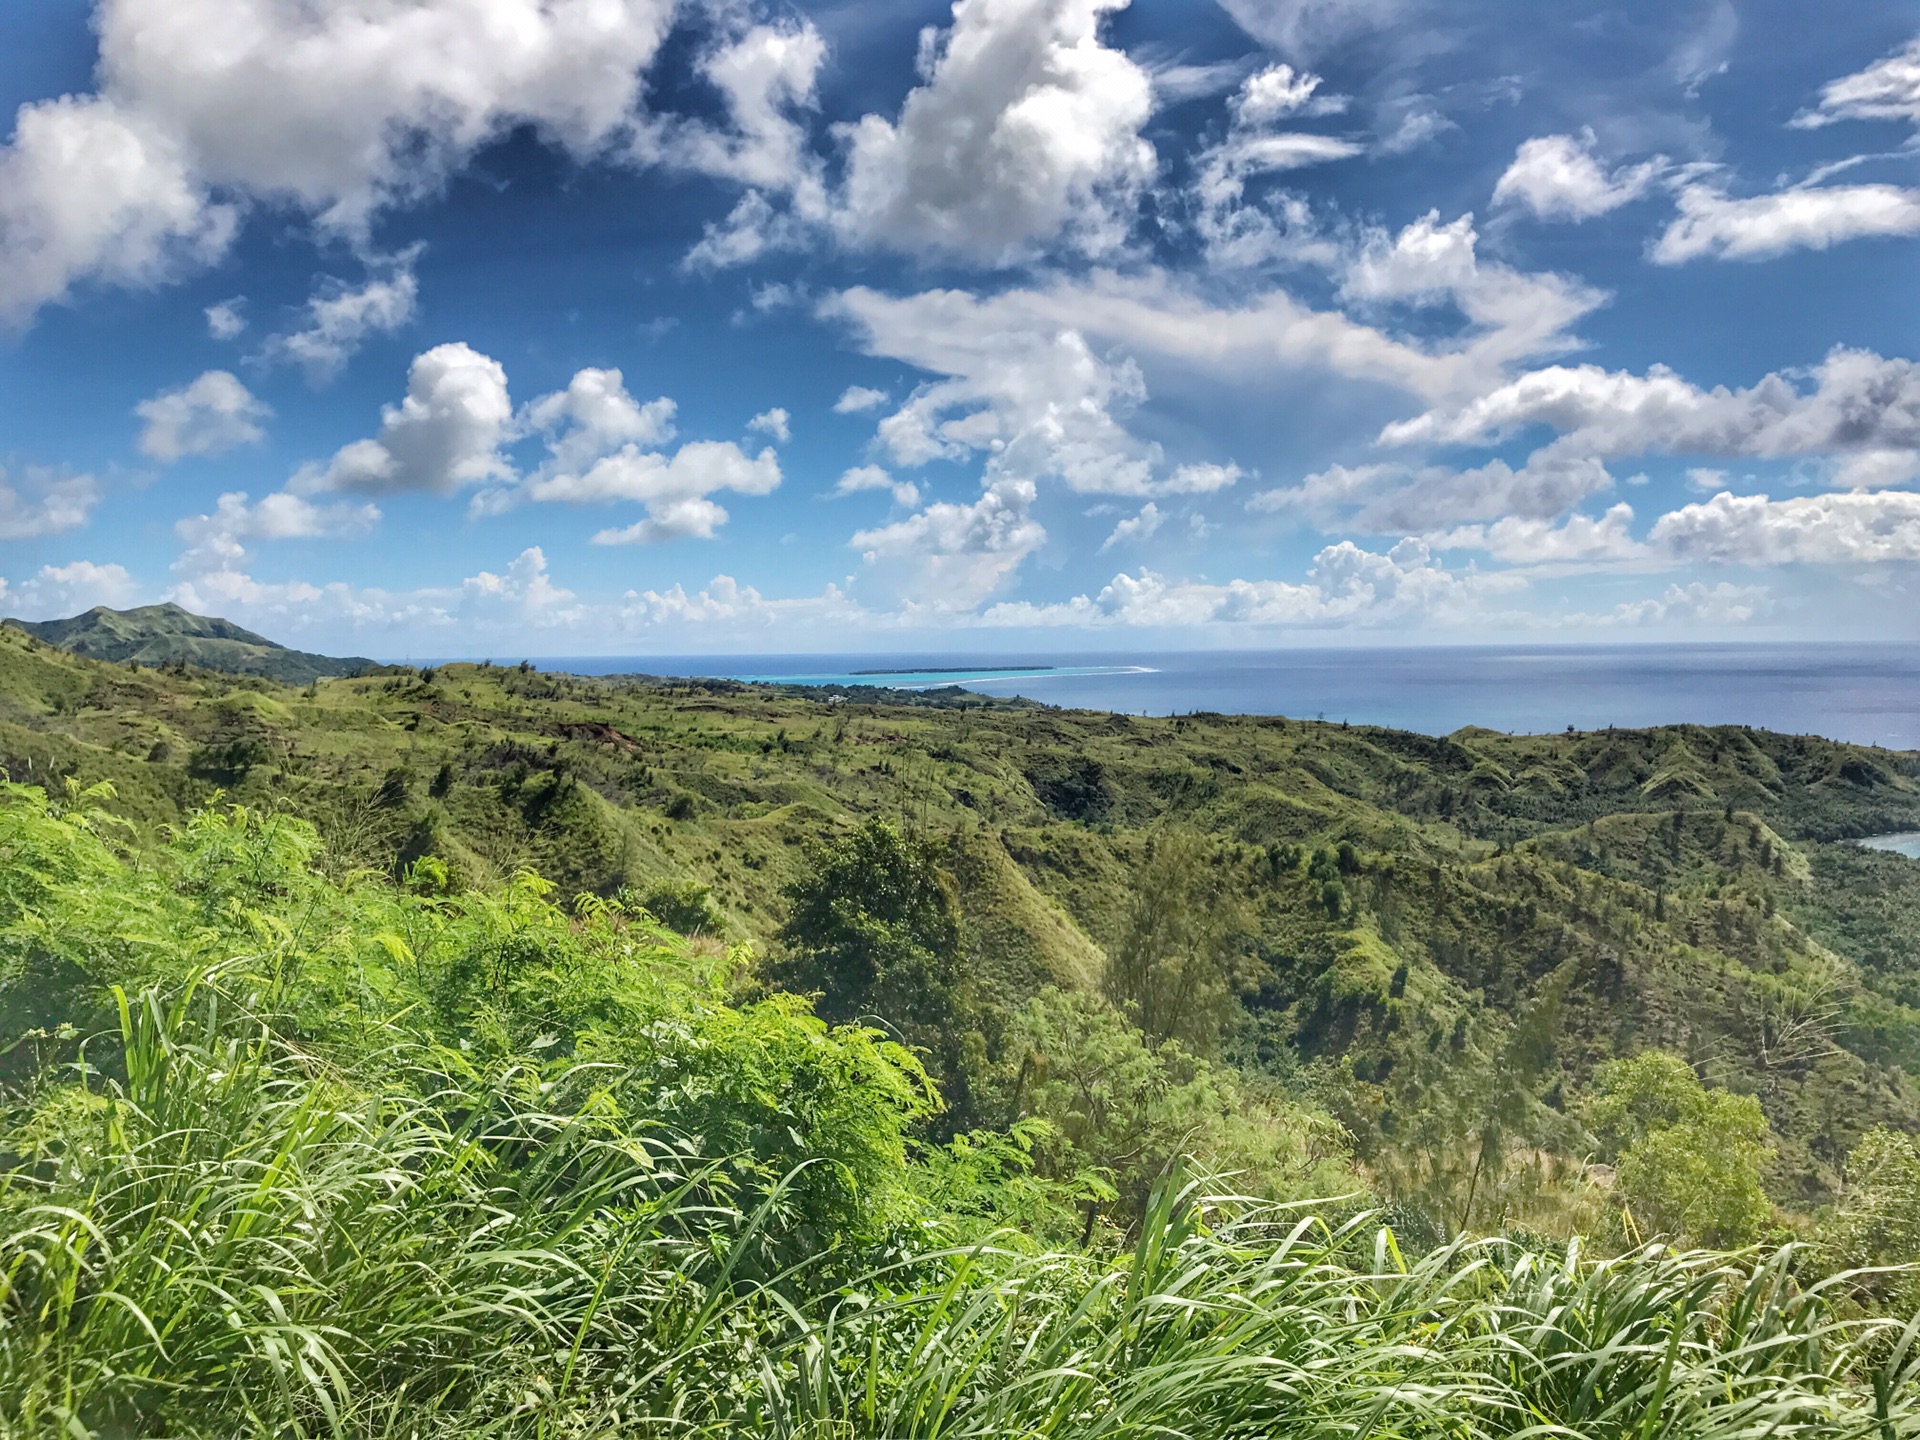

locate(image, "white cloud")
(1232, 63), (1331, 124)
(835, 385), (891, 414)
(1650, 488), (1920, 565)
(1833, 450), (1920, 490)
(834, 464), (920, 507)
(1653, 182), (1920, 263)
(1427, 503), (1643, 565)
(644, 20), (831, 270)
(1598, 581), (1767, 628)
(204, 297), (245, 339)
(259, 257), (419, 381)
(1215, 0), (1412, 59)
(173, 489), (380, 577)
(1191, 65), (1361, 259)
(524, 366), (676, 476)
(134, 369), (270, 461)
(1099, 501), (1163, 550)
(592, 498), (733, 546)
(0, 0), (674, 325)
(1492, 132), (1663, 221)
(459, 365), (781, 543)
(1161, 462), (1244, 494)
(1382, 346), (1920, 464)
(838, 0), (1156, 263)
(982, 536), (1518, 629)
(527, 440), (781, 509)
(0, 560), (141, 619)
(298, 343), (514, 496)
(747, 407), (791, 443)
(852, 478), (1047, 607)
(0, 96), (235, 327)
(0, 469), (103, 540)
(1792, 36), (1920, 130)
(640, 21), (826, 192)
(622, 573), (862, 630)
(1252, 452), (1616, 531)
(849, 312), (1163, 495)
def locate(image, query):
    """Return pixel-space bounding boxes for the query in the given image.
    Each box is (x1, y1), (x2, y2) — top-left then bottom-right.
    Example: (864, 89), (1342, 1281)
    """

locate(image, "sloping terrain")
(3, 602), (374, 683)
(5, 621), (1920, 1213)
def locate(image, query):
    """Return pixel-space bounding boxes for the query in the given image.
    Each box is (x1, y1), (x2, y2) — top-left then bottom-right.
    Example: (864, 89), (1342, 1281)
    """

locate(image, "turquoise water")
(1860, 833), (1920, 859)
(726, 663), (1154, 689)
(501, 643), (1920, 749)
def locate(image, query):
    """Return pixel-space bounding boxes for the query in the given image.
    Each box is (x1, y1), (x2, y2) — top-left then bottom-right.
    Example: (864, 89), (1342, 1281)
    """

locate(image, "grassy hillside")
(7, 785), (1916, 1437)
(2, 602), (374, 683)
(6, 621), (1920, 1227)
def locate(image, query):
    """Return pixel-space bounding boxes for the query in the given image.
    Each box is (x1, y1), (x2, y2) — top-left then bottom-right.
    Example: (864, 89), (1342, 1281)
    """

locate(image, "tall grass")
(6, 969), (1917, 1438)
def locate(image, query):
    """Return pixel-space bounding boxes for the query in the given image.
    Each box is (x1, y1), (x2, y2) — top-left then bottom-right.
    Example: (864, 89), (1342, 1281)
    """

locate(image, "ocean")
(493, 643), (1920, 751)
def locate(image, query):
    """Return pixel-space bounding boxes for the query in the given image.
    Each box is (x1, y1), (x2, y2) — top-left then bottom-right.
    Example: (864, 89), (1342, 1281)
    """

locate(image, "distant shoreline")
(850, 664), (1056, 676)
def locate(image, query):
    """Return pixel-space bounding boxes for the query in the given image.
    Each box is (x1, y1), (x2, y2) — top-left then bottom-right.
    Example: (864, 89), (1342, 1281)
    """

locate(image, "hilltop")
(6, 620), (1920, 1234)
(2, 602), (374, 684)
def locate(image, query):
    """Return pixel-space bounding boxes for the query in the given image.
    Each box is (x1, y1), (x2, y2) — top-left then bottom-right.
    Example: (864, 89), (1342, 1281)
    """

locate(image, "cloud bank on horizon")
(0, 0), (1917, 652)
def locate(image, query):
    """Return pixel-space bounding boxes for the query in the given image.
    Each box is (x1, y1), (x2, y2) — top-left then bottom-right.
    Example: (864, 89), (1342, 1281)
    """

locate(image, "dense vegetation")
(2, 603), (372, 683)
(8, 617), (1920, 1432)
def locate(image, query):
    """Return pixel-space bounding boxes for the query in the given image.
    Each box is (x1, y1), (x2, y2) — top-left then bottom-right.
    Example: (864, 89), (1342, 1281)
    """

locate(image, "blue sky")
(1, 0), (1918, 655)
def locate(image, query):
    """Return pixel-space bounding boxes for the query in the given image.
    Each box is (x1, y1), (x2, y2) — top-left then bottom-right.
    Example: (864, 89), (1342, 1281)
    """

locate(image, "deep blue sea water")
(475, 643), (1920, 751)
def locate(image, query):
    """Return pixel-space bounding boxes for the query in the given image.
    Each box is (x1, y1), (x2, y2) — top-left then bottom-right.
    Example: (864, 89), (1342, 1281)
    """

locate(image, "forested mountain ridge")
(5, 618), (1920, 1228)
(2, 602), (374, 683)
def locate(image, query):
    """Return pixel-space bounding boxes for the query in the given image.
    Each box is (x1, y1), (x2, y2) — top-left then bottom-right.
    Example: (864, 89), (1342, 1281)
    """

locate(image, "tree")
(772, 819), (967, 1099)
(996, 987), (1353, 1229)
(1103, 830), (1252, 1054)
(1586, 1051), (1774, 1246)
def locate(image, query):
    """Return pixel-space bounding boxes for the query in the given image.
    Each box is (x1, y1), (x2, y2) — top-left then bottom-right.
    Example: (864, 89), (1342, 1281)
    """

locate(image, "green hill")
(6, 621), (1920, 1236)
(2, 602), (373, 683)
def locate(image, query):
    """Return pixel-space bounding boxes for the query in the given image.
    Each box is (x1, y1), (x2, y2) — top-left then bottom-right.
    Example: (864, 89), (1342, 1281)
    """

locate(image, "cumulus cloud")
(1791, 36), (1920, 130)
(0, 96), (235, 326)
(851, 479), (1047, 607)
(1653, 182), (1920, 263)
(298, 343), (514, 496)
(838, 0), (1156, 262)
(747, 407), (791, 443)
(173, 490), (380, 578)
(835, 385), (890, 414)
(1099, 501), (1163, 550)
(1650, 488), (1920, 565)
(204, 297), (245, 339)
(462, 366), (780, 543)
(834, 464), (920, 507)
(258, 257), (419, 381)
(1492, 133), (1664, 221)
(0, 469), (103, 540)
(1232, 63), (1335, 124)
(0, 560), (141, 619)
(648, 20), (832, 270)
(134, 369), (270, 461)
(0, 0), (674, 325)
(1427, 503), (1643, 565)
(1381, 346), (1920, 465)
(1338, 212), (1607, 373)
(1604, 581), (1767, 628)
(982, 536), (1518, 629)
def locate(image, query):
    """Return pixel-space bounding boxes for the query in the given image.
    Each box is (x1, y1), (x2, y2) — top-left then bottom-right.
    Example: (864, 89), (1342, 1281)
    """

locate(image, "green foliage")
(1589, 1051), (1775, 1246)
(631, 877), (723, 934)
(995, 986), (1354, 1223)
(3, 785), (1920, 1436)
(771, 818), (967, 1095)
(1102, 829), (1253, 1054)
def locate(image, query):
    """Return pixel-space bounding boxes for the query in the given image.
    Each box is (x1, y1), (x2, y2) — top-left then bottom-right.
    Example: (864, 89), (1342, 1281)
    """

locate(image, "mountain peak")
(2, 603), (373, 685)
